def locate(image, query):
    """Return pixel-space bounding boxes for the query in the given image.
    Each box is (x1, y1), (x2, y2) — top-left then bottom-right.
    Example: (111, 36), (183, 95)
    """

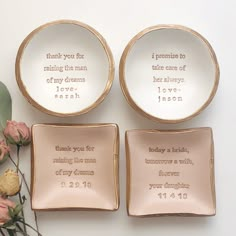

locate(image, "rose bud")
(0, 140), (10, 163)
(0, 169), (20, 196)
(0, 196), (15, 225)
(4, 120), (31, 146)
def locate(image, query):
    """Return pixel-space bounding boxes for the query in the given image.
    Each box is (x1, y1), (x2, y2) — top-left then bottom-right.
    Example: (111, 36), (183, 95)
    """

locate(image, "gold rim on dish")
(119, 25), (220, 123)
(16, 20), (115, 117)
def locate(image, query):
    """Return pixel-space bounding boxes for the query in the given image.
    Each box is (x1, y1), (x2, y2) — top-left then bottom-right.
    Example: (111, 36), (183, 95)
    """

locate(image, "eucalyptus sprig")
(0, 82), (12, 133)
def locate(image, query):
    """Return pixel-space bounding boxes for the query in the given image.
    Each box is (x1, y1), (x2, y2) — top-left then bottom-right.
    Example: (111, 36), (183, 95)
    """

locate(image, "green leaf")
(0, 81), (12, 131)
(8, 207), (15, 218)
(6, 225), (16, 230)
(2, 220), (14, 227)
(7, 228), (16, 236)
(14, 204), (23, 216)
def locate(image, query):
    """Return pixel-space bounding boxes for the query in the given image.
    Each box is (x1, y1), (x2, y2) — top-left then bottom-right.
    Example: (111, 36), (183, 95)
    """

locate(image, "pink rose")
(0, 140), (10, 162)
(0, 196), (15, 226)
(4, 121), (31, 146)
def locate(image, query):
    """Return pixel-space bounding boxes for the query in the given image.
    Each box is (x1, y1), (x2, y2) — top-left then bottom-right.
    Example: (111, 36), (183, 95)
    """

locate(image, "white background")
(0, 0), (234, 235)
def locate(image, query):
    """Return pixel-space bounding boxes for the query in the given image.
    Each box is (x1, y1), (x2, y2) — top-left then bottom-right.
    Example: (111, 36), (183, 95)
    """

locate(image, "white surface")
(0, 0), (234, 235)
(20, 22), (110, 114)
(124, 27), (217, 120)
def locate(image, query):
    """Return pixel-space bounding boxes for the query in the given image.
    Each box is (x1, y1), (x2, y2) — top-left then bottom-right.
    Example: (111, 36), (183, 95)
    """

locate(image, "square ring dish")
(16, 20), (114, 117)
(125, 128), (216, 217)
(31, 123), (119, 211)
(120, 25), (220, 123)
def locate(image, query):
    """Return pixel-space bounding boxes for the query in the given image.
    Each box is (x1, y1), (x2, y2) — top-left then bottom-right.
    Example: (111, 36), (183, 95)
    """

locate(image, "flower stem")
(6, 229), (16, 236)
(0, 228), (6, 236)
(16, 223), (30, 236)
(9, 155), (40, 236)
(16, 145), (20, 173)
(8, 154), (40, 236)
(15, 145), (28, 234)
(15, 230), (30, 236)
(16, 223), (24, 233)
(8, 155), (30, 194)
(18, 192), (27, 234)
(18, 220), (42, 236)
(33, 210), (40, 236)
